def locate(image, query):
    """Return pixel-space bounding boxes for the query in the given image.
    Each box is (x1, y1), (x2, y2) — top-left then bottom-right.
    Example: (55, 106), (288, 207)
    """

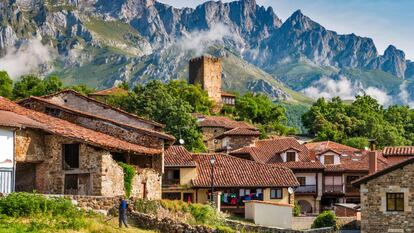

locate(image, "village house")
(0, 91), (174, 198)
(162, 146), (299, 214)
(353, 156), (414, 233)
(382, 146), (414, 165)
(88, 86), (129, 103)
(194, 114), (260, 153)
(230, 137), (325, 215)
(305, 141), (389, 210)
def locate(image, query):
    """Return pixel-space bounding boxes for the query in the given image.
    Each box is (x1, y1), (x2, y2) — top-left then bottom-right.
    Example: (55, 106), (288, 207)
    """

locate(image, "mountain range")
(1, 0), (414, 105)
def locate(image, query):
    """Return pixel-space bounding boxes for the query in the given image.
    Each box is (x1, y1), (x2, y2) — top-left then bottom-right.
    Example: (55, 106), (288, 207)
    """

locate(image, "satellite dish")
(179, 138), (185, 145)
(288, 187), (295, 194)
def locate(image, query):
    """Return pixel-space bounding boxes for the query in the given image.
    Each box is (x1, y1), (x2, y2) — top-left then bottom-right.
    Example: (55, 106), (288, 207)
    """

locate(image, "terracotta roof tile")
(195, 115), (256, 129)
(231, 137), (311, 164)
(192, 153), (299, 188)
(305, 141), (359, 153)
(0, 110), (44, 129)
(41, 89), (164, 128)
(19, 96), (175, 141)
(164, 146), (196, 167)
(383, 146), (414, 157)
(221, 92), (236, 97)
(216, 127), (260, 138)
(323, 150), (389, 172)
(0, 97), (161, 155)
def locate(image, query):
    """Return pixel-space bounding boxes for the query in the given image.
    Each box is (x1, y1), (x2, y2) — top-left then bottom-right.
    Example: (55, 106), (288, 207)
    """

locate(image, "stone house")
(0, 91), (174, 198)
(162, 146), (299, 214)
(195, 114), (260, 153)
(353, 157), (414, 233)
(230, 137), (325, 215)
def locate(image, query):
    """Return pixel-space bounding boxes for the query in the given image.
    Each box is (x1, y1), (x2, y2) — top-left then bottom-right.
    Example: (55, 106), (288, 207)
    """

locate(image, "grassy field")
(0, 214), (155, 233)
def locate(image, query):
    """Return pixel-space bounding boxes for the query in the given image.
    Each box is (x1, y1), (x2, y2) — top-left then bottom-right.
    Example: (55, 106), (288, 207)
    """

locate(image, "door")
(0, 128), (14, 194)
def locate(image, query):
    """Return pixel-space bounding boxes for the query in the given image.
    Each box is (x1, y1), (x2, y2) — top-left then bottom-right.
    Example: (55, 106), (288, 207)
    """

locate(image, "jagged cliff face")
(0, 0), (413, 103)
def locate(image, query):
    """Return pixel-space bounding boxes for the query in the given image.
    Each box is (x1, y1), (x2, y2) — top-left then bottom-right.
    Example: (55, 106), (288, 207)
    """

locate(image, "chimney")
(368, 139), (377, 174)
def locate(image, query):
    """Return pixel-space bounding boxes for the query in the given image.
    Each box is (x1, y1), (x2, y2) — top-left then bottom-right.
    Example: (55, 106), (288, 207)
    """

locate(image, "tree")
(302, 94), (414, 148)
(108, 81), (207, 152)
(234, 93), (294, 137)
(311, 211), (337, 229)
(12, 75), (63, 99)
(0, 71), (13, 98)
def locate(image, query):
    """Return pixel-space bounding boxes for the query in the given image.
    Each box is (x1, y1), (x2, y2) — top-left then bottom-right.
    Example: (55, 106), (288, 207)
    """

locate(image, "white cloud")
(399, 81), (414, 108)
(302, 76), (391, 106)
(0, 38), (53, 79)
(177, 23), (233, 56)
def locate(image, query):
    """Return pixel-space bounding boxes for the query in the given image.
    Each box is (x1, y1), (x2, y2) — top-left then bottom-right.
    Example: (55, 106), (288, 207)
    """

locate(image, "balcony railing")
(324, 185), (344, 193)
(295, 185), (317, 194)
(162, 179), (180, 186)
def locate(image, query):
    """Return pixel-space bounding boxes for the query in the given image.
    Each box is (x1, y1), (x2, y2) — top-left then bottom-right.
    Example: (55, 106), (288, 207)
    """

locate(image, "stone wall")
(224, 135), (257, 151)
(131, 168), (162, 200)
(101, 153), (125, 197)
(21, 99), (164, 149)
(129, 211), (214, 233)
(44, 92), (159, 130)
(201, 127), (227, 152)
(360, 162), (414, 233)
(225, 219), (334, 233)
(15, 129), (46, 162)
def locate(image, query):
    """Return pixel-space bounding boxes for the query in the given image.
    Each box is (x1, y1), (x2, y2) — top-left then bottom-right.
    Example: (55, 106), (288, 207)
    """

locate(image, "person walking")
(119, 197), (129, 228)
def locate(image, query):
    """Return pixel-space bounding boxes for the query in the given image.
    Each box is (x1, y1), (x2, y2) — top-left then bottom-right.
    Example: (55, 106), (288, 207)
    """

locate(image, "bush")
(216, 225), (235, 233)
(134, 199), (160, 215)
(0, 193), (87, 230)
(160, 199), (190, 213)
(189, 203), (220, 225)
(293, 201), (301, 217)
(311, 211), (337, 229)
(118, 162), (136, 197)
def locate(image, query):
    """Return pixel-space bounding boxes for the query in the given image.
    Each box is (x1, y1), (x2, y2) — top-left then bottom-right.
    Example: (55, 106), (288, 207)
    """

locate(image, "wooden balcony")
(324, 185), (344, 194)
(162, 179), (180, 187)
(295, 185), (317, 194)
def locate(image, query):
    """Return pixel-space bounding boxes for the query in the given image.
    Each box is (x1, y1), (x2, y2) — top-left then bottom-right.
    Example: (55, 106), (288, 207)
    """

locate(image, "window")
(62, 144), (80, 170)
(297, 177), (306, 186)
(166, 169), (180, 180)
(387, 193), (404, 211)
(64, 174), (78, 194)
(346, 176), (359, 185)
(324, 155), (335, 165)
(286, 152), (296, 162)
(270, 188), (283, 199)
(45, 107), (61, 117)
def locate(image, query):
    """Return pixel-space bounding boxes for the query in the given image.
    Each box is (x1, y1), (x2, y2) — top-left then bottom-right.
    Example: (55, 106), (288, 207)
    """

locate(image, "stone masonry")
(360, 162), (414, 233)
(189, 56), (222, 106)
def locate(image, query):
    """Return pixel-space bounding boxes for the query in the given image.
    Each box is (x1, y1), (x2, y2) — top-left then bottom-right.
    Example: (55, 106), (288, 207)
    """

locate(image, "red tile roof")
(231, 137), (311, 164)
(275, 161), (325, 170)
(305, 141), (359, 153)
(89, 87), (128, 96)
(192, 153), (299, 188)
(19, 96), (175, 141)
(323, 150), (389, 172)
(216, 127), (260, 138)
(383, 146), (414, 157)
(353, 157), (414, 187)
(0, 97), (161, 155)
(0, 110), (44, 129)
(221, 92), (236, 97)
(195, 115), (256, 129)
(41, 89), (164, 128)
(164, 146), (196, 167)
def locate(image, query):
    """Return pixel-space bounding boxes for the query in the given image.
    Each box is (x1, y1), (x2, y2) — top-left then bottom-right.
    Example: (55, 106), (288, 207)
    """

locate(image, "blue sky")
(159, 0), (414, 60)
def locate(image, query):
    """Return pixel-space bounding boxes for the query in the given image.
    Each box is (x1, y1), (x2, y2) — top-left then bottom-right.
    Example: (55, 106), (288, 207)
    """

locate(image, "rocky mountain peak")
(283, 9), (320, 31)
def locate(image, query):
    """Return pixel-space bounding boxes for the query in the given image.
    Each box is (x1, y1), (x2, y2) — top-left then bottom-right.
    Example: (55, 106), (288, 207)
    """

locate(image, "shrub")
(118, 162), (136, 197)
(189, 203), (220, 225)
(160, 199), (190, 213)
(216, 225), (235, 233)
(293, 201), (301, 217)
(134, 199), (160, 215)
(311, 211), (337, 229)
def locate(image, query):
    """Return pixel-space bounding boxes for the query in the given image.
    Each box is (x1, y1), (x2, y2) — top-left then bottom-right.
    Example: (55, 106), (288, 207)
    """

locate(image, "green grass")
(84, 17), (148, 56)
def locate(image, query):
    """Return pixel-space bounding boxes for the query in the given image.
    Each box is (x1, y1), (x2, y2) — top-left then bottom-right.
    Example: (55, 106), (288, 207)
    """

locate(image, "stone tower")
(189, 56), (222, 105)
